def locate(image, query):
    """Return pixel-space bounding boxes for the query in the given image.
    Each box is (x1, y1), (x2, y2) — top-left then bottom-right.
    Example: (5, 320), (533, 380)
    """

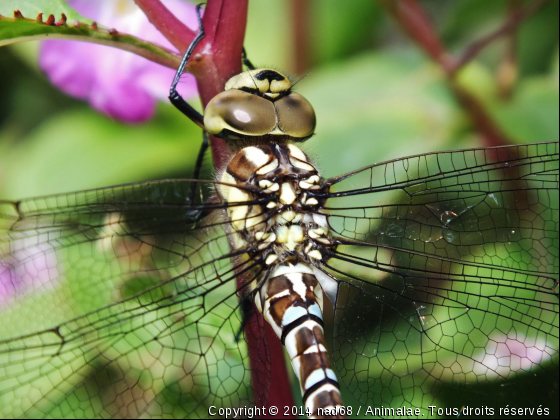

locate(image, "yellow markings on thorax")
(220, 172), (265, 231)
(255, 231), (276, 250)
(256, 159), (279, 175)
(259, 180), (279, 194)
(276, 225), (304, 251)
(244, 146), (270, 167)
(279, 182), (297, 205)
(299, 175), (321, 190)
(287, 144), (316, 172)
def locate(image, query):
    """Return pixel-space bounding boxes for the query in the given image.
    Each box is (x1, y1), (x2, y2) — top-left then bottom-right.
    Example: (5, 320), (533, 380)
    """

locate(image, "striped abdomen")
(255, 264), (344, 418)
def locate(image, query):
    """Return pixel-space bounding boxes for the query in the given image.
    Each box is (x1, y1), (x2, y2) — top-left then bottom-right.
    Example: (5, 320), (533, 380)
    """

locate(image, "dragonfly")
(1, 5), (559, 420)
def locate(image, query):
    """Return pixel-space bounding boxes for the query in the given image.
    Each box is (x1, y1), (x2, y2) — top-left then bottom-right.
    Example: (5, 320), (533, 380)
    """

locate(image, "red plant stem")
(134, 0), (195, 52)
(382, 0), (514, 147)
(290, 0), (312, 75)
(189, 0), (295, 411)
(189, 0), (246, 169)
(451, 0), (550, 74)
(381, 0), (454, 73)
(450, 82), (511, 147)
(246, 314), (296, 418)
(262, 322), (295, 418)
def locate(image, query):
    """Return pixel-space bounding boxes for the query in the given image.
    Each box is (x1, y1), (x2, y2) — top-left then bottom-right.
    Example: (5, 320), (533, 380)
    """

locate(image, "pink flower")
(39, 0), (198, 123)
(0, 247), (58, 304)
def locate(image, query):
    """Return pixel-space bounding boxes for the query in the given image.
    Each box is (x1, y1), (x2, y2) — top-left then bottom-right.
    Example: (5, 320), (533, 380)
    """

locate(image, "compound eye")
(275, 92), (316, 140)
(204, 90), (276, 137)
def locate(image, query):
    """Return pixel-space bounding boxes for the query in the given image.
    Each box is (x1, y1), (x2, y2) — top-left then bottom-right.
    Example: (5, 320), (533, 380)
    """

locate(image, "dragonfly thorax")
(204, 69), (316, 144)
(219, 142), (330, 266)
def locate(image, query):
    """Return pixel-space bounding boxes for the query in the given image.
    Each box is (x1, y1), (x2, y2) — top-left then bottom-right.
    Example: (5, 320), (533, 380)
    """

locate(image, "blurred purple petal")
(0, 264), (14, 302)
(40, 0), (198, 123)
(0, 248), (58, 305)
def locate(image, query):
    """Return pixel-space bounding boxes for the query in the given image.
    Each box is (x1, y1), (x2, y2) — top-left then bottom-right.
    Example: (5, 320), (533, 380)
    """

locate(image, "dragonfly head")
(203, 69), (316, 144)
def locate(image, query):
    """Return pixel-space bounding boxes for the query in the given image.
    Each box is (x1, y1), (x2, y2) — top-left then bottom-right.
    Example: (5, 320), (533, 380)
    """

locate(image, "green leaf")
(489, 77), (560, 144)
(0, 105), (202, 199)
(0, 4), (180, 69)
(454, 55), (559, 145)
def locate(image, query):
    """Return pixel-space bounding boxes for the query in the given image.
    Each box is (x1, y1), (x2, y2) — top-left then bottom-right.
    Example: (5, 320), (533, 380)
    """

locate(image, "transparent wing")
(317, 142), (559, 413)
(0, 180), (272, 418)
(2, 144), (559, 418)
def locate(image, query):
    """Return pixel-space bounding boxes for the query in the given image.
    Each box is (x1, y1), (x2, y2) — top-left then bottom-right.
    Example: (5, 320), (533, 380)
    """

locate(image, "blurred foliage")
(0, 0), (558, 417)
(439, 0), (559, 76)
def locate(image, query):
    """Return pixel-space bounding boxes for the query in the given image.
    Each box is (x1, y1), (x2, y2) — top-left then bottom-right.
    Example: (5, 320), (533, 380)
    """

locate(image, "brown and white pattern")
(218, 142), (345, 418)
(257, 264), (344, 417)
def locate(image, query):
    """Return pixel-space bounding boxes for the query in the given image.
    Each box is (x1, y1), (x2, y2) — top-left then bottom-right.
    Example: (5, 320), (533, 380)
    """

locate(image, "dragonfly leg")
(168, 3), (206, 129)
(234, 296), (254, 342)
(242, 47), (256, 70)
(183, 132), (209, 220)
(187, 131), (209, 207)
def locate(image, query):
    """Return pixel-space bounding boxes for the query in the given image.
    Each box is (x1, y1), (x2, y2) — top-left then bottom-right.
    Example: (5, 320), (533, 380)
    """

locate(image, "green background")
(1, 0), (558, 199)
(0, 0), (558, 418)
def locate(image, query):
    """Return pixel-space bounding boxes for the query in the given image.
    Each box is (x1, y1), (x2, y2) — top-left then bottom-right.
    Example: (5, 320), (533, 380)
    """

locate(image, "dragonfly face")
(204, 69), (316, 142)
(1, 59), (559, 420)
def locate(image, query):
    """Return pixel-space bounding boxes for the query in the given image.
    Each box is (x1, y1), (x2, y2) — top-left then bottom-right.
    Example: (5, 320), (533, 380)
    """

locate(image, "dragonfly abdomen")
(255, 264), (344, 418)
